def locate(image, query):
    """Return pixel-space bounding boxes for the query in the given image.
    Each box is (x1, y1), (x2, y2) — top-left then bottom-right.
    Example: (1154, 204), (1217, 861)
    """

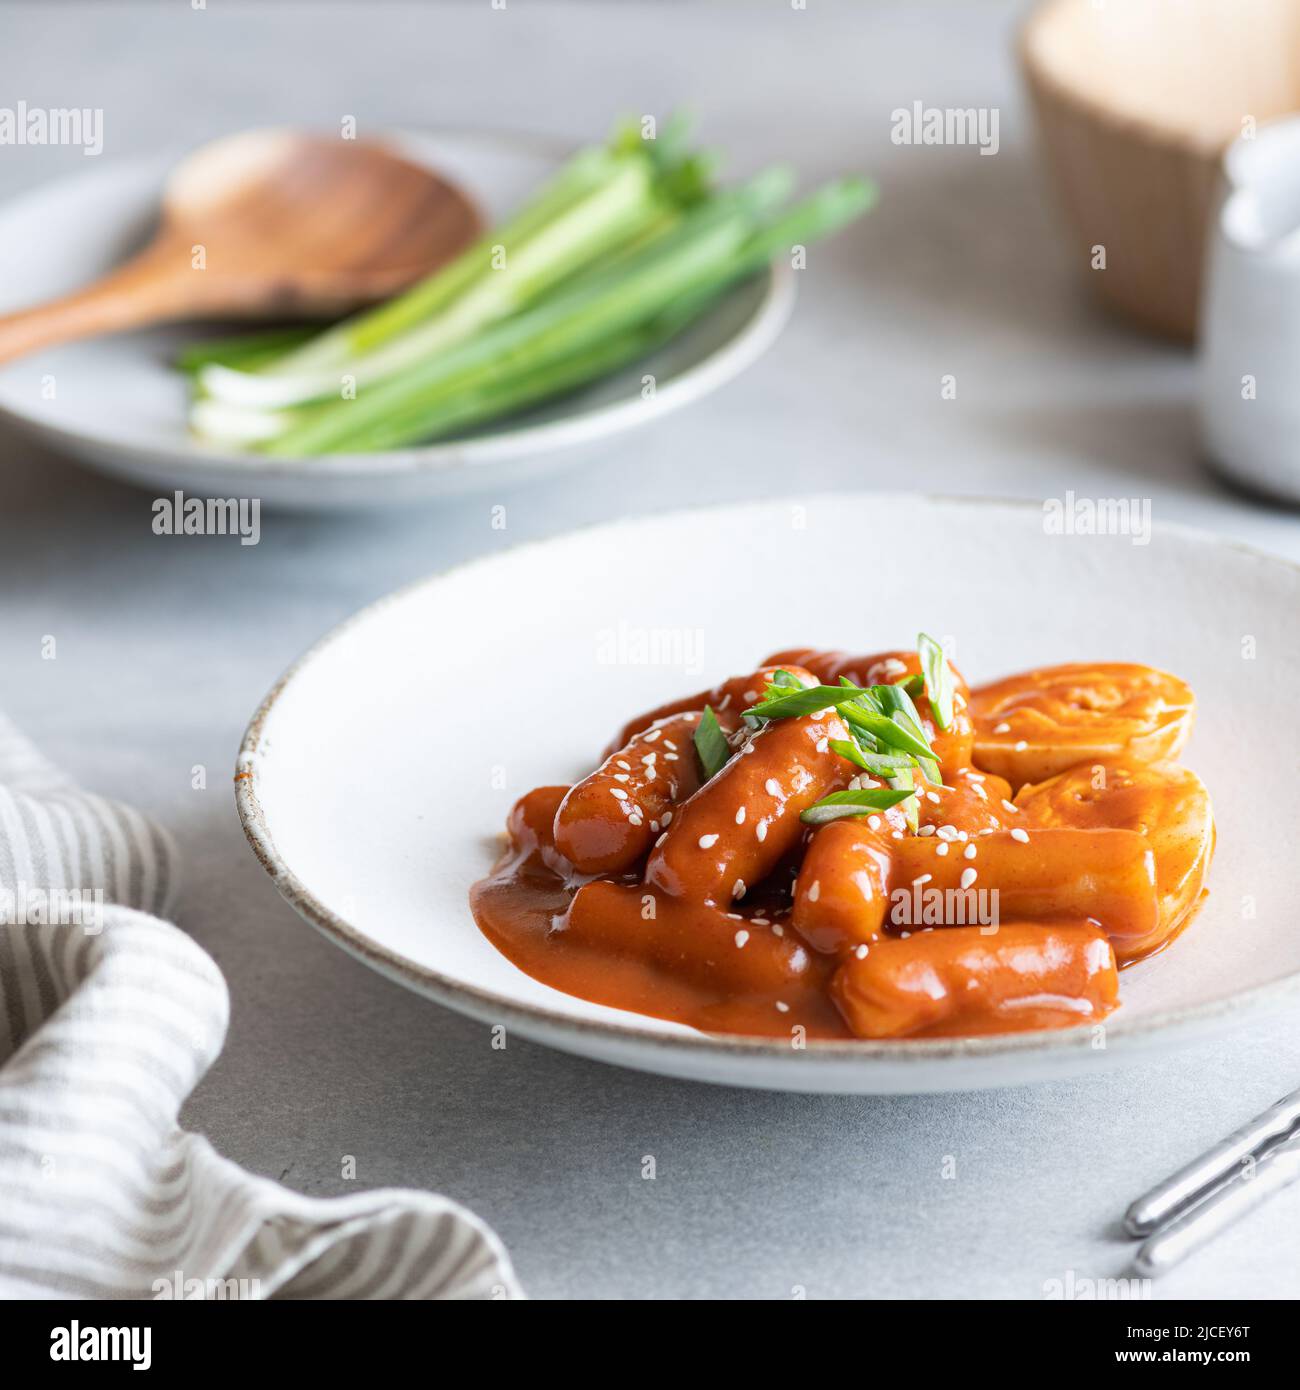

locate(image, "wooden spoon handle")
(0, 254), (192, 365)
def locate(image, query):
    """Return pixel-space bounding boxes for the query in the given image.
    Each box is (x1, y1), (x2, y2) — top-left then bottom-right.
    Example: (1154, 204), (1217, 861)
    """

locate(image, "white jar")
(1199, 115), (1300, 504)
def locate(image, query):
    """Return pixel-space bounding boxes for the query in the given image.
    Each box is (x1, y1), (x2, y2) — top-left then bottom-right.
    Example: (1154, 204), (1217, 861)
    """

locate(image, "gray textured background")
(2, 1), (1298, 1299)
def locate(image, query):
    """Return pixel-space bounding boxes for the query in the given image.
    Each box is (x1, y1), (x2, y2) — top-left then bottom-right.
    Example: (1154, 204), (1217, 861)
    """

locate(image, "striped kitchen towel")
(0, 713), (521, 1300)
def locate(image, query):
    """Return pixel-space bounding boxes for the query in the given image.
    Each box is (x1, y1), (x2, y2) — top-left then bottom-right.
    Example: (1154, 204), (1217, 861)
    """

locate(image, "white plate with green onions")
(0, 127), (868, 510)
(236, 493), (1300, 1093)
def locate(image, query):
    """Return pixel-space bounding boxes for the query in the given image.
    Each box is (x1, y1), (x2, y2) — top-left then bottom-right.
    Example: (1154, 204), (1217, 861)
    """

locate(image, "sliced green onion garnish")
(918, 631), (955, 732)
(894, 715), (942, 786)
(747, 672), (939, 766)
(872, 683), (943, 785)
(743, 684), (869, 720)
(693, 706), (731, 781)
(838, 703), (936, 763)
(886, 766), (920, 834)
(828, 739), (917, 778)
(800, 787), (913, 826)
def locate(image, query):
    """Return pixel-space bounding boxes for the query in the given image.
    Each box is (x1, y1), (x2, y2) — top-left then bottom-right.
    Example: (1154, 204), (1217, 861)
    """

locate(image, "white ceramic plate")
(236, 494), (1300, 1093)
(0, 130), (793, 511)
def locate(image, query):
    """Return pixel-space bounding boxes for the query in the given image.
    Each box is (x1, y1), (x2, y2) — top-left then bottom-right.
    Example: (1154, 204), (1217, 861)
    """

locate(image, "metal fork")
(1125, 1086), (1300, 1276)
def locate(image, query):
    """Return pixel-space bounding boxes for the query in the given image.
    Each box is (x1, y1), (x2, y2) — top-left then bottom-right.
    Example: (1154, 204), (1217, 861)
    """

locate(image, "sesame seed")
(775, 1001), (790, 1013)
(971, 783), (988, 801)
(868, 815), (881, 830)
(912, 873), (932, 886)
(743, 690), (757, 702)
(698, 833), (719, 848)
(807, 880), (820, 902)
(772, 924), (785, 937)
(650, 820), (659, 832)
(926, 792), (940, 804)
(629, 815), (643, 827)
(765, 778), (781, 797)
(661, 810), (673, 826)
(936, 842), (949, 856)
(616, 760), (631, 771)
(1015, 740), (1028, 752)
(613, 773), (630, 783)
(960, 867), (977, 889)
(918, 824), (936, 837)
(733, 879), (746, 899)
(937, 824), (957, 840)
(1011, 827), (1030, 843)
(735, 806), (746, 825)
(726, 912), (742, 920)
(655, 832), (668, 847)
(900, 931), (911, 939)
(610, 788), (628, 801)
(734, 930), (749, 948)
(994, 722), (1011, 735)
(664, 739), (678, 751)
(664, 753), (679, 761)
(1002, 800), (1018, 814)
(644, 729), (662, 743)
(757, 822), (768, 842)
(854, 944), (869, 959)
(718, 694), (732, 710)
(963, 843), (977, 860)
(753, 917), (770, 926)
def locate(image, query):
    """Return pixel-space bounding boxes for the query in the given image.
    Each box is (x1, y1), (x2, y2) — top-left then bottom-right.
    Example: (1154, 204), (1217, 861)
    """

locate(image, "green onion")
(747, 671), (939, 770)
(693, 706), (731, 781)
(200, 146), (670, 410)
(178, 326), (317, 377)
(181, 118), (877, 456)
(294, 284), (726, 452)
(346, 146), (636, 355)
(886, 767), (920, 834)
(744, 684), (870, 720)
(837, 703), (937, 763)
(800, 787), (913, 826)
(873, 683), (942, 785)
(918, 631), (955, 732)
(828, 739), (918, 779)
(260, 192), (766, 455)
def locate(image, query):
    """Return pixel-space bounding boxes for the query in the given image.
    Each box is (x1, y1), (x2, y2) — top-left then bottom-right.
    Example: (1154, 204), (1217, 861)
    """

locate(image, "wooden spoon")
(0, 128), (483, 365)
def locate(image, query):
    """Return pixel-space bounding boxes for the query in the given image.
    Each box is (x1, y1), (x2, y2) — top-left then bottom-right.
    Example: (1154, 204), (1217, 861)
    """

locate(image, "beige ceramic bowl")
(1021, 0), (1300, 340)
(236, 493), (1300, 1094)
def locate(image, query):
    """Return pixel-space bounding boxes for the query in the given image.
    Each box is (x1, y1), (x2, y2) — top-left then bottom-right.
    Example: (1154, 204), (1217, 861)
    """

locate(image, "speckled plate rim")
(0, 127), (795, 482)
(234, 492), (1300, 1079)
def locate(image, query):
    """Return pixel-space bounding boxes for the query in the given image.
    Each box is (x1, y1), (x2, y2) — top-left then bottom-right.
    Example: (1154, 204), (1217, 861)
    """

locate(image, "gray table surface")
(2, 0), (1298, 1300)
